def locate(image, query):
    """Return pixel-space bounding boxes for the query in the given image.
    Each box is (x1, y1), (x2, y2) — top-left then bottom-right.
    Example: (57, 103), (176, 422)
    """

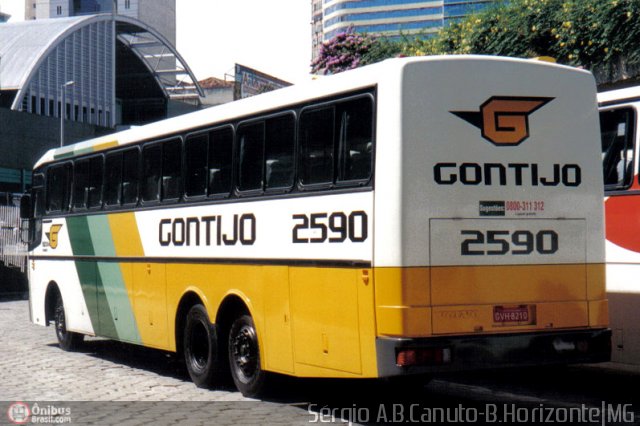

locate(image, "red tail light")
(396, 347), (451, 367)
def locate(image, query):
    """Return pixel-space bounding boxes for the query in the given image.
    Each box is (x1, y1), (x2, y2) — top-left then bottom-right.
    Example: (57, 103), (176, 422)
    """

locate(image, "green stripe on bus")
(87, 215), (141, 344)
(53, 146), (95, 160)
(70, 214), (143, 342)
(53, 148), (77, 160)
(66, 216), (103, 334)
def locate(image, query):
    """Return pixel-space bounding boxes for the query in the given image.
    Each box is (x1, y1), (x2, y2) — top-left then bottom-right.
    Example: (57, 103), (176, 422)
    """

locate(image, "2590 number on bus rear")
(460, 229), (558, 256)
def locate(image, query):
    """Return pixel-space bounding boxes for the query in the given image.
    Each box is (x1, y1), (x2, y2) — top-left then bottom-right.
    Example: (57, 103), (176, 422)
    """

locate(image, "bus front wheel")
(183, 304), (219, 388)
(53, 293), (83, 351)
(228, 314), (267, 397)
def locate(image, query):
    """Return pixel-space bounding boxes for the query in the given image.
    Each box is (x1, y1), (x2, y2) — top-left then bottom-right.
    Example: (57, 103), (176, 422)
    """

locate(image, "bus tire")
(183, 304), (219, 388)
(228, 314), (267, 397)
(53, 293), (84, 351)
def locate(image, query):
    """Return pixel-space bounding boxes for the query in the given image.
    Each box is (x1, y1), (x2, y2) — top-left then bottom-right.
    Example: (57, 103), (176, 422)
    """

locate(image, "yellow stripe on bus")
(106, 213), (169, 348)
(92, 140), (119, 153)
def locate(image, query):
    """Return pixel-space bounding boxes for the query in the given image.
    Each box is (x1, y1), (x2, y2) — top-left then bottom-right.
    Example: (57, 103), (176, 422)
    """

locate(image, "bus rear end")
(373, 57), (610, 377)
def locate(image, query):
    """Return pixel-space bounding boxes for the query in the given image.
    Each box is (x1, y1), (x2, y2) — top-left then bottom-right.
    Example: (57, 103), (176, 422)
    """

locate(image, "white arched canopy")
(0, 14), (202, 127)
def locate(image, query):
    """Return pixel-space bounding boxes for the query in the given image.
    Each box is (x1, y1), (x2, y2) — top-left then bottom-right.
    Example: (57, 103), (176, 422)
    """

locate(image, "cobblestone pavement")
(4, 297), (640, 426)
(0, 298), (312, 425)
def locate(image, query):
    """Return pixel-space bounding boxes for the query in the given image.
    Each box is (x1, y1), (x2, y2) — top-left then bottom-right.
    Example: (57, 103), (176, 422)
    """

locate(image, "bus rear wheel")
(53, 293), (83, 351)
(183, 304), (220, 388)
(228, 314), (267, 397)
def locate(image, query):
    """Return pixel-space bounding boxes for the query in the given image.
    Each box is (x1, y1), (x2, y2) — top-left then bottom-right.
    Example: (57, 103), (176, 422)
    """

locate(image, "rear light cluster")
(396, 347), (451, 367)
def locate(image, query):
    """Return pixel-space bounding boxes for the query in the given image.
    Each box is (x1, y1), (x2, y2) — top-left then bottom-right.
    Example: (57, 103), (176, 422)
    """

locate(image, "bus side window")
(185, 133), (208, 197)
(87, 156), (103, 209)
(237, 122), (265, 192)
(299, 106), (334, 186)
(142, 144), (161, 202)
(46, 163), (72, 213)
(265, 114), (295, 190)
(104, 152), (123, 207)
(122, 148), (139, 205)
(208, 126), (233, 196)
(337, 96), (373, 183)
(162, 138), (182, 201)
(72, 159), (89, 210)
(33, 173), (45, 218)
(600, 107), (635, 190)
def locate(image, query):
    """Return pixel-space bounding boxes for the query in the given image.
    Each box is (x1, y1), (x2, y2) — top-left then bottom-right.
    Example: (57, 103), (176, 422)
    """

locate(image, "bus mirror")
(19, 194), (32, 220)
(20, 218), (31, 244)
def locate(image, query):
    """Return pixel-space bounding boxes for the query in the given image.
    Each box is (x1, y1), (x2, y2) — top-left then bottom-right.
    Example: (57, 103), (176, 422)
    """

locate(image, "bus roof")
(598, 85), (640, 106)
(34, 55), (588, 169)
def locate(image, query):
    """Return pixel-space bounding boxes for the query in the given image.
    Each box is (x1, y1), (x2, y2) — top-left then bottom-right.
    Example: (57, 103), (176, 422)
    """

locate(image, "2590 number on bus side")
(292, 211), (368, 243)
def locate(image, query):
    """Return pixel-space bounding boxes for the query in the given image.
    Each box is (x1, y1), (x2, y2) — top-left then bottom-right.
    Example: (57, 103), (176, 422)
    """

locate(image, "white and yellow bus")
(598, 86), (640, 365)
(21, 56), (610, 396)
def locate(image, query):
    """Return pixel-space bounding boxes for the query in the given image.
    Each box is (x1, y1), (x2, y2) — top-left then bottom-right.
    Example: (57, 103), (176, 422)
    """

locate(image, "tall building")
(25, 0), (175, 46)
(313, 0), (495, 60)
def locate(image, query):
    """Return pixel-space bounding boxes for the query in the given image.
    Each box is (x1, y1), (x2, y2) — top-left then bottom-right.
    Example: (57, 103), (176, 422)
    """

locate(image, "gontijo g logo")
(451, 96), (553, 146)
(45, 224), (63, 249)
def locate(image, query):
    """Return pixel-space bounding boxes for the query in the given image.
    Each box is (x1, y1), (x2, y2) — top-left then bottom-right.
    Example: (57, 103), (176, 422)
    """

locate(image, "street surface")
(1, 297), (639, 425)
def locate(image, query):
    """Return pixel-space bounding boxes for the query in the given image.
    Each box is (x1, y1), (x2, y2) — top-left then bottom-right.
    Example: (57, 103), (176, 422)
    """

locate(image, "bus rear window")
(600, 107), (635, 190)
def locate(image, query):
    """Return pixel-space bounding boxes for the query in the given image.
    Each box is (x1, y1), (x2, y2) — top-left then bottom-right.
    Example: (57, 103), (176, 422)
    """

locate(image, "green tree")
(313, 1), (640, 84)
(402, 0), (640, 83)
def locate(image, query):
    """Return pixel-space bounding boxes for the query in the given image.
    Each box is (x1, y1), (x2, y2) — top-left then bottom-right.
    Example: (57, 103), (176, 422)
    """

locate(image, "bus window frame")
(103, 150), (124, 209)
(102, 146), (141, 210)
(207, 125), (235, 199)
(264, 111), (297, 195)
(141, 136), (184, 206)
(121, 146), (141, 207)
(334, 94), (375, 188)
(600, 105), (637, 193)
(71, 154), (104, 212)
(184, 130), (210, 201)
(45, 162), (73, 214)
(160, 137), (184, 203)
(184, 124), (236, 202)
(235, 111), (297, 197)
(140, 142), (162, 206)
(38, 87), (377, 217)
(298, 93), (375, 192)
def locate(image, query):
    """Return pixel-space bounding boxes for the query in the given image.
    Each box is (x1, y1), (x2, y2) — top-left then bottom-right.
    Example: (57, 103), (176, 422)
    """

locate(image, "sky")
(0, 0), (313, 84)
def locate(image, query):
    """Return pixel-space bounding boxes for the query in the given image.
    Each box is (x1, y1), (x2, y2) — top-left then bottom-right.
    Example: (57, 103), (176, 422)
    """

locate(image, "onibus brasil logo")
(451, 96), (554, 146)
(7, 402), (30, 424)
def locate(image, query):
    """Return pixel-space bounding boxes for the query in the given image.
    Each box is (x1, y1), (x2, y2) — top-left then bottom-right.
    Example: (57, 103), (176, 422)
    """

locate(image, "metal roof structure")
(0, 14), (202, 126)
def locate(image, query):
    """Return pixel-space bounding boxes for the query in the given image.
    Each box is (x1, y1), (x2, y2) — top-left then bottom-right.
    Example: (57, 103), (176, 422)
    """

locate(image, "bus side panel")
(31, 219), (95, 335)
(262, 266), (294, 374)
(68, 214), (143, 344)
(604, 157), (640, 364)
(290, 267), (378, 376)
(606, 242), (640, 364)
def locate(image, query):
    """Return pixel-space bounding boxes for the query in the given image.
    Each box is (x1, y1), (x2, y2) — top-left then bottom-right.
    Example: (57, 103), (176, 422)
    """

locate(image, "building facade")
(25, 0), (175, 46)
(313, 0), (495, 60)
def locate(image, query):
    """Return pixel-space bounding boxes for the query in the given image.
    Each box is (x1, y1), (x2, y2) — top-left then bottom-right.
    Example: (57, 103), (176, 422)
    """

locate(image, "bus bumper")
(376, 328), (611, 377)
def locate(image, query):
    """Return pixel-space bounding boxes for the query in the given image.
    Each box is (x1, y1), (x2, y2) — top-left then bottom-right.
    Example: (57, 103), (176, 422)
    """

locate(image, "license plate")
(493, 305), (535, 325)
